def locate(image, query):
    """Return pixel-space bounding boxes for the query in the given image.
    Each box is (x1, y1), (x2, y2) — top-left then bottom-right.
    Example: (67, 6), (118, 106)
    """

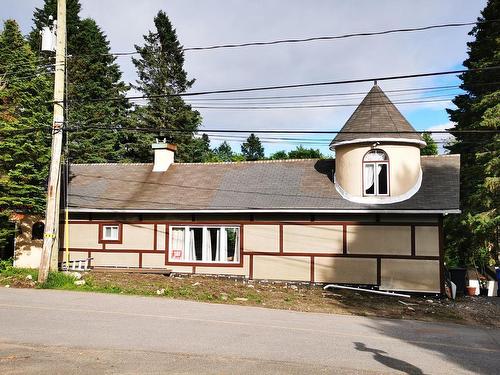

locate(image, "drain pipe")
(324, 284), (411, 298)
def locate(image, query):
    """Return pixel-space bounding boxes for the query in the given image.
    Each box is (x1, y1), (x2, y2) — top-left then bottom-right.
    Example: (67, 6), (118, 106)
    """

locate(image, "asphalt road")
(0, 288), (499, 374)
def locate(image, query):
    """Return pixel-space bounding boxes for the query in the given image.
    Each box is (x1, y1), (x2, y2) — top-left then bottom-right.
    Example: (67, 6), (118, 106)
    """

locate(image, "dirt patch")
(85, 272), (500, 328)
(2, 270), (498, 327)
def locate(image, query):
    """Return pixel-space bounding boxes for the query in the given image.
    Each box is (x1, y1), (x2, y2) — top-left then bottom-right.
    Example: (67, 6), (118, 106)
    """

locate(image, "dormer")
(330, 84), (426, 204)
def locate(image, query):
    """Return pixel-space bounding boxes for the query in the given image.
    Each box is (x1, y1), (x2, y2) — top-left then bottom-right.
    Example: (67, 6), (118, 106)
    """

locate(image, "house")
(13, 84), (460, 293)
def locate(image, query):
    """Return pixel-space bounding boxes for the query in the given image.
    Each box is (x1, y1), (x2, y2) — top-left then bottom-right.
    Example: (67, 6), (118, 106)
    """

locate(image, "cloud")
(1, 0), (486, 155)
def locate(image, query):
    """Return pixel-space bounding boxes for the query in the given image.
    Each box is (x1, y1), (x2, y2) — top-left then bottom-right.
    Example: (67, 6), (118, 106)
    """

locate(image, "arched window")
(32, 222), (45, 240)
(363, 150), (389, 196)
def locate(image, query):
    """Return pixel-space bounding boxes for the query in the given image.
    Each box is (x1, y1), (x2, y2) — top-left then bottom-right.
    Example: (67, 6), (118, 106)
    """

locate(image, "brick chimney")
(152, 139), (177, 172)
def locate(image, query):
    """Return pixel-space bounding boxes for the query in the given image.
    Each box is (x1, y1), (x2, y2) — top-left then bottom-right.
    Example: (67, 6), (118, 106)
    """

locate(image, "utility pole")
(38, 0), (66, 283)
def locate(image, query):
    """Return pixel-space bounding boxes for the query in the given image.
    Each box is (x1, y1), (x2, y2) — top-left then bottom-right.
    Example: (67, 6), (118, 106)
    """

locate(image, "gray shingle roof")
(68, 155), (459, 212)
(330, 85), (424, 147)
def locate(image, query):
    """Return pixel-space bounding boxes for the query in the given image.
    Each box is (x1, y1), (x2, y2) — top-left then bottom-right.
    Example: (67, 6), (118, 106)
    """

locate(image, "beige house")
(13, 84), (460, 293)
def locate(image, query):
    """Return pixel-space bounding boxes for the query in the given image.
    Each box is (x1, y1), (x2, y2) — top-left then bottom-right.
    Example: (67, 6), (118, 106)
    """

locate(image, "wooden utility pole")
(38, 0), (66, 283)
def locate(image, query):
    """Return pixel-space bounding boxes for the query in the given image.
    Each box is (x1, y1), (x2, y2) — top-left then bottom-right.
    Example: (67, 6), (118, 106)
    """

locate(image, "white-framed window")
(363, 149), (389, 196)
(169, 225), (240, 264)
(102, 225), (120, 241)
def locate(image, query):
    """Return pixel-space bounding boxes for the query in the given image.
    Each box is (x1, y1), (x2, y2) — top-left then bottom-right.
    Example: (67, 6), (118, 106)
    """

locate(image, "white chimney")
(152, 140), (177, 172)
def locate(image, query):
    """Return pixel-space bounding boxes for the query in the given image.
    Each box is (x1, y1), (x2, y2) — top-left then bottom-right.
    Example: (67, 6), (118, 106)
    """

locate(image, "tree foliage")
(29, 0), (131, 163)
(445, 0), (500, 268)
(270, 146), (325, 160)
(0, 20), (52, 248)
(132, 10), (201, 162)
(241, 133), (264, 161)
(420, 133), (438, 156)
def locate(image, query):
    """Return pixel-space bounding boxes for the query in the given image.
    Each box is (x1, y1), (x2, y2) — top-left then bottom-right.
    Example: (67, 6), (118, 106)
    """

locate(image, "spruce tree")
(0, 20), (52, 248)
(445, 0), (499, 268)
(29, 0), (131, 163)
(241, 133), (264, 161)
(132, 10), (201, 162)
(214, 141), (234, 162)
(420, 133), (438, 155)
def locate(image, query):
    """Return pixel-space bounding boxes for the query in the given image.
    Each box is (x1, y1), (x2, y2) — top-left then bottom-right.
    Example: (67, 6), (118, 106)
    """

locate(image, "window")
(169, 225), (240, 264)
(99, 224), (122, 243)
(363, 150), (389, 196)
(32, 222), (45, 240)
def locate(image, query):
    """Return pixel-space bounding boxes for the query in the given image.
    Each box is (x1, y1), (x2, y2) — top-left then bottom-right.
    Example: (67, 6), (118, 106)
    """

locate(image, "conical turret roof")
(330, 84), (425, 149)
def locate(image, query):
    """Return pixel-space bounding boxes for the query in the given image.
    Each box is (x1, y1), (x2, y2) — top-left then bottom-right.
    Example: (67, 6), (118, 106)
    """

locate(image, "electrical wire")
(61, 66), (500, 104)
(68, 19), (500, 57)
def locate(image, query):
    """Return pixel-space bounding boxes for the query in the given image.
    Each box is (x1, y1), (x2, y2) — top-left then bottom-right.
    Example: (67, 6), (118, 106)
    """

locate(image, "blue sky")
(1, 0), (487, 156)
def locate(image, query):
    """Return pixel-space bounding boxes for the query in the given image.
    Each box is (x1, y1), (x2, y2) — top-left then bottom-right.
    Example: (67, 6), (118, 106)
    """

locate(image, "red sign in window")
(171, 250), (183, 260)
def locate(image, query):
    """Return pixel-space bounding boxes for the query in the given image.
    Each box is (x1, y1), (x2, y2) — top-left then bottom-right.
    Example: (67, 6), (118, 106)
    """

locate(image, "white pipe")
(324, 284), (411, 298)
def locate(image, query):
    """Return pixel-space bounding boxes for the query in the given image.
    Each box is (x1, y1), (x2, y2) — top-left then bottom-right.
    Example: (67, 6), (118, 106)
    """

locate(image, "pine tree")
(29, 0), (131, 163)
(269, 150), (289, 160)
(241, 133), (264, 161)
(0, 20), (52, 248)
(214, 141), (234, 162)
(420, 133), (438, 155)
(288, 146), (324, 159)
(445, 0), (499, 268)
(132, 10), (201, 162)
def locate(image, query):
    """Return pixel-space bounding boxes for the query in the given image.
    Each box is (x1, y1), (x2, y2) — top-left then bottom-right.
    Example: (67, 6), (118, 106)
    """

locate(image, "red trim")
(138, 253), (143, 268)
(165, 225), (169, 266)
(279, 224), (284, 255)
(241, 252), (438, 260)
(153, 224), (158, 251)
(98, 222), (123, 244)
(342, 224), (347, 254)
(68, 220), (439, 227)
(192, 266), (196, 274)
(410, 225), (416, 256)
(249, 254), (254, 279)
(87, 251), (92, 267)
(376, 258), (381, 286)
(310, 256), (315, 282)
(438, 215), (445, 295)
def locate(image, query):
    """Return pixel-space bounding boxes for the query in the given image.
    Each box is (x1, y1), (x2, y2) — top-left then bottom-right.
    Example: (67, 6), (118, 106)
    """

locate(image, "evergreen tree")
(288, 146), (324, 159)
(29, 0), (131, 163)
(241, 133), (264, 161)
(445, 0), (499, 268)
(269, 150), (289, 160)
(132, 10), (201, 162)
(420, 133), (438, 155)
(214, 141), (234, 162)
(0, 20), (52, 248)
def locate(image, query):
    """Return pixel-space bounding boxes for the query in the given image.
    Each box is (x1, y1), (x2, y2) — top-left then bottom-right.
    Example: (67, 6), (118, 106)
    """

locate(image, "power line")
(64, 124), (499, 135)
(62, 66), (500, 104)
(187, 98), (455, 110)
(74, 19), (499, 56)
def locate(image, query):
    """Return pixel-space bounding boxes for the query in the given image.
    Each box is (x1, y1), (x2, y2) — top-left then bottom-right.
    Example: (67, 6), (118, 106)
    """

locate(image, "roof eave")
(68, 208), (460, 215)
(330, 137), (427, 150)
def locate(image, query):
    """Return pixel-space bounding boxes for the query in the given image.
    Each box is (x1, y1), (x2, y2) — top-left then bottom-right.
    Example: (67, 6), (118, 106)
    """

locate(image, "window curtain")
(364, 164), (375, 193)
(202, 228), (212, 262)
(188, 229), (196, 261)
(233, 229), (239, 262)
(219, 229), (227, 262)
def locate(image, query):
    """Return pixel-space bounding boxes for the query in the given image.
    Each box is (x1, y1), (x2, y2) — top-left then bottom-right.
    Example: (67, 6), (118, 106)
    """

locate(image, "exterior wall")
(47, 213), (443, 293)
(347, 225), (411, 255)
(283, 225), (342, 253)
(243, 225), (279, 253)
(335, 143), (421, 197)
(314, 257), (377, 284)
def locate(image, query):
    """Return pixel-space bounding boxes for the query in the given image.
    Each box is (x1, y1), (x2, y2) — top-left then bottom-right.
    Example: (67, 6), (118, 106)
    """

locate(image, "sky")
(1, 0), (488, 156)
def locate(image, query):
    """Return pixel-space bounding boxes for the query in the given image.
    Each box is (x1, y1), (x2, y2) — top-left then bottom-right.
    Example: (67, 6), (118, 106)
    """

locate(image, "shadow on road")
(354, 342), (425, 375)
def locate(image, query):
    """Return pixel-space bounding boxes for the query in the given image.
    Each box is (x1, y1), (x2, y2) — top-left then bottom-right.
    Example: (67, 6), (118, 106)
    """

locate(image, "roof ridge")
(175, 158), (324, 165)
(71, 163), (153, 166)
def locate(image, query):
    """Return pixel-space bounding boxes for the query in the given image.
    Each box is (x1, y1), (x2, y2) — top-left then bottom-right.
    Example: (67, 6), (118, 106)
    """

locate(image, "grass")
(1, 265), (498, 327)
